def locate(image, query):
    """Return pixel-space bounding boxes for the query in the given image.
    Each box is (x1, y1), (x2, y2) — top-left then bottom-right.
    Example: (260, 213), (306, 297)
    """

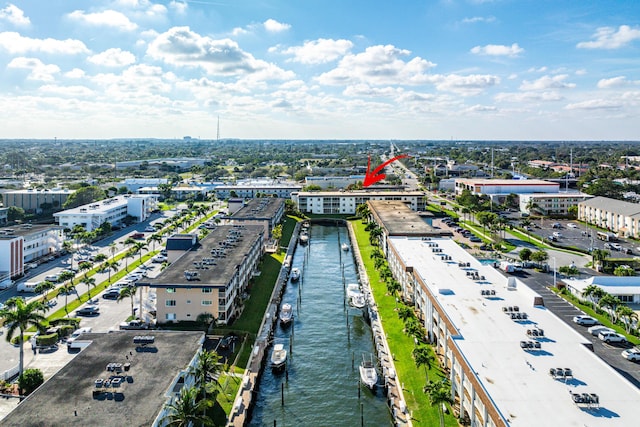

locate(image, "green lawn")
(351, 220), (458, 426)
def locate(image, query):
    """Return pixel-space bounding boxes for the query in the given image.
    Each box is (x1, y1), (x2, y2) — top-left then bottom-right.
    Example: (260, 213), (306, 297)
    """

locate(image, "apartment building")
(519, 192), (593, 216)
(578, 196), (640, 238)
(146, 224), (264, 324)
(225, 198), (285, 240)
(293, 190), (427, 215)
(0, 224), (64, 278)
(54, 194), (157, 232)
(214, 179), (302, 199)
(3, 188), (74, 214)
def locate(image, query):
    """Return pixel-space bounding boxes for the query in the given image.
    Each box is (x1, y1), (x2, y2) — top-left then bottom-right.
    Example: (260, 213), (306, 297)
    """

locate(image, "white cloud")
(7, 57), (60, 81)
(65, 68), (85, 79)
(169, 1), (188, 14)
(431, 73), (500, 95)
(263, 19), (290, 33)
(147, 26), (292, 79)
(597, 76), (639, 89)
(494, 91), (563, 103)
(68, 10), (138, 31)
(0, 32), (89, 54)
(39, 84), (94, 97)
(231, 27), (249, 37)
(0, 4), (30, 26)
(565, 99), (622, 110)
(465, 104), (497, 113)
(280, 39), (353, 64)
(88, 48), (136, 67)
(461, 16), (496, 24)
(577, 25), (640, 49)
(519, 74), (575, 91)
(317, 45), (436, 86)
(470, 43), (524, 57)
(575, 69), (587, 76)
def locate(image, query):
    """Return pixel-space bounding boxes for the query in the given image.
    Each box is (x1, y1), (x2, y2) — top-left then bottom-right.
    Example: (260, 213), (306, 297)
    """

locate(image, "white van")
(17, 281), (41, 293)
(66, 327), (92, 348)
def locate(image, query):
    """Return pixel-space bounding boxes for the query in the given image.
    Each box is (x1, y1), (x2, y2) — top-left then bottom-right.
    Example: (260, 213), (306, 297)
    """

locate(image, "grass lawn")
(351, 220), (458, 426)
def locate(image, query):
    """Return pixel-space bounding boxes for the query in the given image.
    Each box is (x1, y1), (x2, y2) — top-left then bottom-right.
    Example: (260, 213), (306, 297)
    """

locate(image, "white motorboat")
(350, 292), (366, 309)
(279, 303), (293, 325)
(341, 242), (349, 251)
(347, 283), (366, 308)
(290, 267), (301, 282)
(271, 343), (287, 369)
(299, 232), (309, 245)
(359, 354), (378, 389)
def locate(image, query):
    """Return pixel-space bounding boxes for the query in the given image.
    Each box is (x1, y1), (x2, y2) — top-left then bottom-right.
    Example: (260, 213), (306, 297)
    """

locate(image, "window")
(202, 288), (212, 293)
(166, 300), (176, 307)
(166, 288), (176, 293)
(202, 300), (213, 306)
(165, 313), (176, 321)
(186, 300), (191, 304)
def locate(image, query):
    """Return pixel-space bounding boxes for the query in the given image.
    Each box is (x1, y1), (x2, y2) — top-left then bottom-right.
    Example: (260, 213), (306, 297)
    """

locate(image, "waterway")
(248, 224), (393, 426)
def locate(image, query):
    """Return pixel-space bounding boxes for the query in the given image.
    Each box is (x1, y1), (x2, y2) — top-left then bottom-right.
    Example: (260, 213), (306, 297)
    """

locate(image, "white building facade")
(54, 194), (157, 232)
(293, 190), (427, 214)
(455, 179), (560, 196)
(578, 196), (640, 238)
(0, 224), (64, 278)
(519, 192), (593, 216)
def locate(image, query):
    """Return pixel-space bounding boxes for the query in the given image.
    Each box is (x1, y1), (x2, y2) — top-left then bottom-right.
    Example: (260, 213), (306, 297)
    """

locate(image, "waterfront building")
(385, 235), (640, 426)
(293, 190), (426, 215)
(2, 188), (74, 214)
(214, 179), (302, 199)
(0, 224), (64, 278)
(519, 192), (593, 217)
(53, 194), (157, 232)
(578, 196), (640, 238)
(224, 198), (285, 240)
(145, 224), (264, 324)
(2, 331), (205, 427)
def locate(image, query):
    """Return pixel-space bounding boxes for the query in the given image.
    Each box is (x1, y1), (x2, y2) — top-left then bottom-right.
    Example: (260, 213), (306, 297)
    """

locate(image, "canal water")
(248, 224), (393, 426)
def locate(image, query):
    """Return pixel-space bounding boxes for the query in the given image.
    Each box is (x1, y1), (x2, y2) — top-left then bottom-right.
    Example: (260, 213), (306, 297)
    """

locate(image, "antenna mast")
(216, 115), (220, 142)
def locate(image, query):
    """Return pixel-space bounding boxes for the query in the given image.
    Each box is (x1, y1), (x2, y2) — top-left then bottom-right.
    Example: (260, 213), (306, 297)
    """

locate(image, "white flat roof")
(54, 195), (151, 216)
(390, 236), (640, 427)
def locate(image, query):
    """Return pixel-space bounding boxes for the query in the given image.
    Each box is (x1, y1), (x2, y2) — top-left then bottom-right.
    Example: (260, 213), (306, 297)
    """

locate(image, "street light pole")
(553, 257), (557, 288)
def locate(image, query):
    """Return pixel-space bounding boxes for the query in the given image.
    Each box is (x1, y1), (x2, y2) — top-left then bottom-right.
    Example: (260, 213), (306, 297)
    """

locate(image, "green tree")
(192, 350), (222, 416)
(530, 250), (549, 267)
(519, 248), (532, 263)
(118, 285), (137, 318)
(582, 284), (606, 304)
(58, 283), (77, 316)
(598, 294), (622, 323)
(7, 206), (25, 222)
(424, 380), (453, 427)
(613, 265), (635, 276)
(82, 276), (96, 298)
(34, 280), (56, 305)
(161, 385), (213, 427)
(412, 344), (435, 381)
(0, 298), (48, 382)
(616, 305), (639, 334)
(62, 186), (107, 209)
(591, 249), (609, 272)
(18, 368), (44, 396)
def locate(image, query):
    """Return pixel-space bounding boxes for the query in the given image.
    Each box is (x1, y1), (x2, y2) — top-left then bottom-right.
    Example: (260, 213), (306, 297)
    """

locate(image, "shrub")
(10, 333), (33, 346)
(35, 333), (58, 347)
(19, 369), (44, 395)
(59, 325), (75, 337)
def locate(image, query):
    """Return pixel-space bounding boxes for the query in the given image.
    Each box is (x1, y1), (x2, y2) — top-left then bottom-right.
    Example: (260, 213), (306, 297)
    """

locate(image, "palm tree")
(0, 297), (48, 382)
(369, 226), (383, 246)
(78, 261), (93, 279)
(192, 350), (222, 414)
(34, 280), (56, 305)
(412, 344), (435, 381)
(424, 380), (453, 427)
(123, 250), (135, 272)
(82, 277), (96, 298)
(591, 249), (608, 272)
(132, 241), (148, 263)
(161, 385), (213, 427)
(598, 294), (621, 323)
(582, 284), (606, 305)
(106, 259), (120, 283)
(617, 305), (639, 333)
(118, 285), (137, 318)
(147, 233), (163, 251)
(58, 270), (75, 286)
(93, 253), (107, 265)
(58, 283), (77, 316)
(109, 242), (118, 261)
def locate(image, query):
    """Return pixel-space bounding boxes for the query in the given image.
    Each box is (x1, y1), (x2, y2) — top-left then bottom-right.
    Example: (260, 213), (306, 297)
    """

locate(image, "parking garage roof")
(390, 235), (640, 427)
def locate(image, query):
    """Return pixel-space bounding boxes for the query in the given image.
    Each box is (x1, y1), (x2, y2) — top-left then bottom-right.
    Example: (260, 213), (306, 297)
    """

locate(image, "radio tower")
(216, 115), (220, 142)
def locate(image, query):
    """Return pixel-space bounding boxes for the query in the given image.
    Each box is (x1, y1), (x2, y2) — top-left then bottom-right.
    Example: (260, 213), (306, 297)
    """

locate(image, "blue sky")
(0, 0), (639, 140)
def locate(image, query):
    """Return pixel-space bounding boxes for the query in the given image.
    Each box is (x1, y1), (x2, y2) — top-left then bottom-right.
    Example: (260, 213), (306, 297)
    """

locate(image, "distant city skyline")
(0, 1), (639, 140)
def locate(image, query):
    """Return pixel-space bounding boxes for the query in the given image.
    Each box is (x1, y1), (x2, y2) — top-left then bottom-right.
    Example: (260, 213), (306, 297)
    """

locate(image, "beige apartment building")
(147, 224), (264, 324)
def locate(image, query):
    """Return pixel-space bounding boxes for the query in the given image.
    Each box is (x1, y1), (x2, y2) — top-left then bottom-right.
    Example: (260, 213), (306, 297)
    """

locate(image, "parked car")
(573, 315), (598, 326)
(548, 235), (557, 242)
(567, 223), (578, 228)
(622, 348), (640, 362)
(102, 290), (120, 300)
(76, 306), (100, 316)
(469, 236), (482, 242)
(598, 331), (627, 344)
(144, 226), (156, 232)
(66, 327), (92, 348)
(588, 325), (615, 336)
(552, 231), (562, 238)
(610, 243), (622, 251)
(119, 320), (151, 330)
(152, 255), (167, 263)
(552, 223), (562, 229)
(44, 274), (59, 282)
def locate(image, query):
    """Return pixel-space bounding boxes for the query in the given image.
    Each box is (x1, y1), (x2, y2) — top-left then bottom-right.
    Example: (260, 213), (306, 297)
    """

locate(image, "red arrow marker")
(363, 154), (410, 187)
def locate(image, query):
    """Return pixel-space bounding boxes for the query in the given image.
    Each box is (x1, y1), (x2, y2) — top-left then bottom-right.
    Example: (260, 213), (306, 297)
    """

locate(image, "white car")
(552, 231), (562, 238)
(567, 223), (578, 228)
(573, 315), (598, 326)
(610, 243), (622, 251)
(144, 226), (156, 232)
(588, 325), (614, 336)
(598, 331), (627, 344)
(622, 348), (640, 362)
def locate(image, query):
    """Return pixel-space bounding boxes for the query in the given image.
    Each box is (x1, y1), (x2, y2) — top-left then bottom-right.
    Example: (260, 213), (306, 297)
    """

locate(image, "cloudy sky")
(1, 0), (639, 140)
